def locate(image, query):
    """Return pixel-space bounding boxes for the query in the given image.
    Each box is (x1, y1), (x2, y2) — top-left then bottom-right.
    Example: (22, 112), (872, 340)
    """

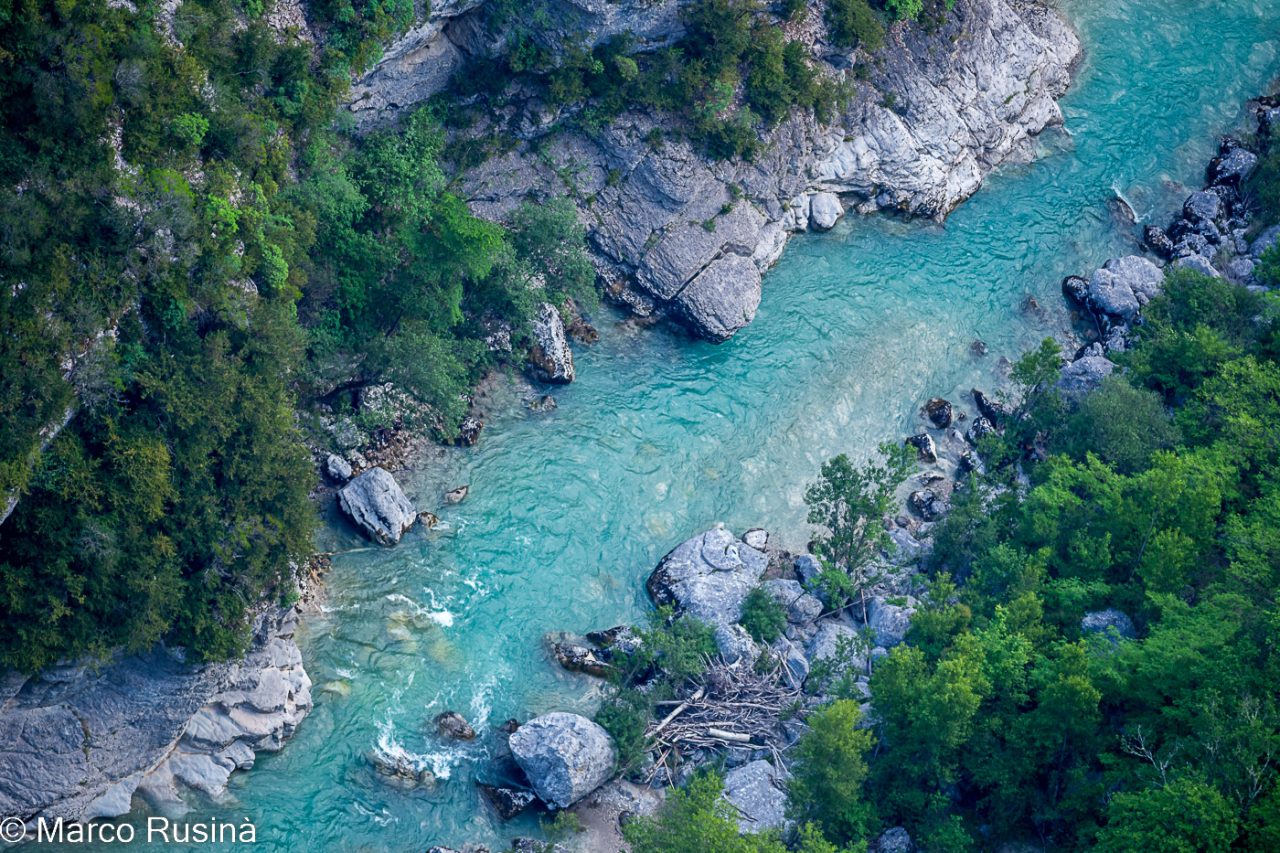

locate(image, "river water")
(73, 0), (1280, 849)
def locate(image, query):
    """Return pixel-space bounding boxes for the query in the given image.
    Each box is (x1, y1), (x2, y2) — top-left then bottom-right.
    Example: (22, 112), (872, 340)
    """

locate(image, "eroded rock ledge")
(0, 606), (311, 825)
(352, 0), (1080, 341)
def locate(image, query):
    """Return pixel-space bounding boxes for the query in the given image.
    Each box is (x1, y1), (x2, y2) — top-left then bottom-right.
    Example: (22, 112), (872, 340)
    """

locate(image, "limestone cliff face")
(0, 607), (311, 824)
(349, 0), (1080, 341)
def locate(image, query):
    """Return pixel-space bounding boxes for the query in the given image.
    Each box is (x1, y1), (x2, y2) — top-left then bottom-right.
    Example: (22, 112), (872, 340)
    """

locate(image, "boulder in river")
(1142, 225), (1176, 260)
(434, 711), (476, 741)
(1086, 255), (1165, 322)
(972, 388), (1010, 426)
(444, 485), (469, 504)
(908, 488), (947, 521)
(338, 467), (416, 545)
(722, 759), (789, 834)
(1208, 145), (1258, 187)
(454, 415), (484, 447)
(905, 432), (937, 464)
(528, 302), (576, 384)
(1183, 189), (1222, 225)
(674, 254), (762, 343)
(508, 713), (617, 809)
(922, 397), (954, 428)
(478, 783), (537, 820)
(809, 192), (843, 231)
(645, 525), (768, 625)
(552, 642), (612, 677)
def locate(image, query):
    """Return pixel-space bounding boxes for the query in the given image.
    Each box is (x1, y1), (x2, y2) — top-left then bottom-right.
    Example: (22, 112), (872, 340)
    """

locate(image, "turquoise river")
(57, 0), (1280, 849)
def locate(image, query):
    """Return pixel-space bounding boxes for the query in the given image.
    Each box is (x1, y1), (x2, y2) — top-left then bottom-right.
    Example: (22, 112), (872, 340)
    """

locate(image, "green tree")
(624, 770), (788, 853)
(788, 700), (876, 843)
(804, 444), (914, 620)
(1097, 776), (1238, 853)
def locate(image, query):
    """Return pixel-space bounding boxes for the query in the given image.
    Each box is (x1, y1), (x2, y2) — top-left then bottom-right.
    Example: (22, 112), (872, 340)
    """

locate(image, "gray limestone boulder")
(867, 596), (917, 648)
(806, 621), (867, 674)
(1175, 253), (1220, 278)
(1057, 355), (1116, 400)
(714, 623), (760, 665)
(528, 302), (576, 384)
(1081, 609), (1136, 642)
(875, 827), (916, 853)
(1183, 190), (1222, 224)
(673, 254), (762, 342)
(809, 192), (843, 231)
(1209, 147), (1258, 185)
(1087, 256), (1165, 321)
(645, 526), (768, 625)
(761, 579), (823, 625)
(338, 467), (417, 545)
(509, 712), (617, 809)
(325, 453), (353, 483)
(722, 759), (789, 833)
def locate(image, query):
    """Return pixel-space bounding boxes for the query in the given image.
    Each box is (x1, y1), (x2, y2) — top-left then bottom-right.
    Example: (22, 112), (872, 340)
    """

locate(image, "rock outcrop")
(645, 525), (769, 626)
(337, 466), (417, 544)
(722, 759), (789, 834)
(528, 302), (576, 383)
(0, 607), (310, 823)
(509, 712), (617, 808)
(352, 0), (1079, 341)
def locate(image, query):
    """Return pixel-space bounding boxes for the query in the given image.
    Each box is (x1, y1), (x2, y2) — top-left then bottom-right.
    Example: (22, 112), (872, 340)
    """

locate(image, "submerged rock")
(369, 749), (434, 788)
(435, 711), (476, 741)
(552, 642), (612, 677)
(923, 397), (954, 428)
(528, 302), (576, 384)
(444, 484), (470, 504)
(338, 467), (417, 545)
(478, 783), (537, 820)
(722, 759), (789, 833)
(645, 525), (768, 625)
(509, 713), (617, 809)
(1208, 146), (1257, 187)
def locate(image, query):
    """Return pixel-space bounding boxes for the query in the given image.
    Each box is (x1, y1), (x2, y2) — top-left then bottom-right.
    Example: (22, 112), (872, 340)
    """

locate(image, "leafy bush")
(787, 700), (876, 843)
(624, 770), (789, 853)
(826, 0), (885, 51)
(740, 586), (787, 643)
(595, 687), (653, 770)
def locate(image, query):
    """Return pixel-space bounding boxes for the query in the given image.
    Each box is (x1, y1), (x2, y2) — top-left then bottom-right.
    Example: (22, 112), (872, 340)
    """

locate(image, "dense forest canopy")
(0, 0), (595, 670)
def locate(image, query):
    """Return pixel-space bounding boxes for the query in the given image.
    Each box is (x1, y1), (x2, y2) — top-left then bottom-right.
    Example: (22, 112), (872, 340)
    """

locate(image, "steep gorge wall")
(350, 0), (1080, 341)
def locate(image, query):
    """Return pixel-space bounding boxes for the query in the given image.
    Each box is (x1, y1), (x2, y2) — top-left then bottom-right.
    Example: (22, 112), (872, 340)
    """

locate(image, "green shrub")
(740, 586), (788, 643)
(624, 770), (789, 853)
(826, 0), (885, 51)
(787, 700), (876, 843)
(595, 688), (653, 770)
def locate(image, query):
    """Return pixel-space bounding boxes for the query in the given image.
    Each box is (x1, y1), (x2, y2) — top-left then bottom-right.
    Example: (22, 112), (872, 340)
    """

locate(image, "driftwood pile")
(644, 659), (804, 784)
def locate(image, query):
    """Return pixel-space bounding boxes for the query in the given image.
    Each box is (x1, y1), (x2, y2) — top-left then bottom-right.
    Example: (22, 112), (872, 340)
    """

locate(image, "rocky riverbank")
(0, 606), (311, 827)
(351, 0), (1080, 342)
